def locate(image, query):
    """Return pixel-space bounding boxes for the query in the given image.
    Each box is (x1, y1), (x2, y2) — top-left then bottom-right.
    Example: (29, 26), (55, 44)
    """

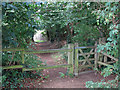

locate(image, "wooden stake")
(74, 43), (79, 76)
(68, 44), (74, 74)
(95, 41), (98, 69)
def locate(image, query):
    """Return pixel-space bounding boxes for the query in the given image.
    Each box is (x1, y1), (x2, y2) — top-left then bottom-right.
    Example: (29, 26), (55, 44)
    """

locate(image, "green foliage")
(36, 2), (100, 44)
(87, 61), (119, 88)
(2, 52), (46, 88)
(59, 72), (65, 78)
(2, 69), (45, 88)
(101, 61), (119, 77)
(2, 51), (21, 66)
(86, 2), (119, 88)
(72, 24), (99, 46)
(2, 2), (39, 48)
(2, 2), (46, 88)
(24, 54), (47, 69)
(95, 2), (119, 58)
(86, 61), (119, 88)
(86, 78), (118, 88)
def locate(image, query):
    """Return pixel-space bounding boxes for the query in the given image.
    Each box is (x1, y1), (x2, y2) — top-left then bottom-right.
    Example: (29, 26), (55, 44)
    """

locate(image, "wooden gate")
(2, 42), (118, 76)
(74, 43), (97, 76)
(2, 44), (74, 75)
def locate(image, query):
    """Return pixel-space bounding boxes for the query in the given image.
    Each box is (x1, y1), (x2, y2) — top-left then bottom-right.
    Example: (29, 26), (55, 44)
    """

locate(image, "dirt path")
(31, 42), (116, 88)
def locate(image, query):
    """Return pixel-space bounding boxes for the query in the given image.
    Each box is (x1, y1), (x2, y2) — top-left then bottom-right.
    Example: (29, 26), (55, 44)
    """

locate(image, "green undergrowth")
(86, 61), (119, 88)
(2, 51), (47, 88)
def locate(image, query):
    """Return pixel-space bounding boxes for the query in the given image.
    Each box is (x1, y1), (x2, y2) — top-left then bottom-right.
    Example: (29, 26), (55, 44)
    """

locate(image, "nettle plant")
(86, 2), (119, 88)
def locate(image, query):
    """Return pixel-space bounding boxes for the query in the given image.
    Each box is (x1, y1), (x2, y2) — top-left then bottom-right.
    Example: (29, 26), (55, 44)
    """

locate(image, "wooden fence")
(2, 42), (118, 76)
(73, 41), (118, 76)
(2, 44), (74, 74)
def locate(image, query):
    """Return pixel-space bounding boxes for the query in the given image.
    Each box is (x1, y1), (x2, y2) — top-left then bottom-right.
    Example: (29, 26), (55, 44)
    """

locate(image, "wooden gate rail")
(100, 51), (118, 61)
(3, 65), (23, 69)
(23, 48), (72, 54)
(2, 44), (74, 75)
(97, 51), (118, 68)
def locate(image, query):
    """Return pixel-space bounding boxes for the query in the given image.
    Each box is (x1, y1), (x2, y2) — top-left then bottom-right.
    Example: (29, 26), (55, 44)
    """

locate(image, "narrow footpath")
(29, 42), (116, 88)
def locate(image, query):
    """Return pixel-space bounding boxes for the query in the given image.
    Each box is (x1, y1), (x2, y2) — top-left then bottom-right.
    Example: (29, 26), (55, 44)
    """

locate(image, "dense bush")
(2, 50), (46, 88)
(86, 2), (119, 88)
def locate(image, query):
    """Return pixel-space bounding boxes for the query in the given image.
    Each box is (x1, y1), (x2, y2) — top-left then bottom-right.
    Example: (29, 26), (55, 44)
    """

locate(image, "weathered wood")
(23, 64), (72, 71)
(79, 65), (94, 69)
(78, 52), (96, 56)
(99, 53), (103, 62)
(2, 48), (24, 51)
(74, 43), (79, 76)
(79, 58), (95, 62)
(97, 61), (114, 68)
(107, 61), (116, 64)
(75, 46), (96, 49)
(104, 55), (107, 62)
(24, 48), (72, 54)
(3, 65), (23, 69)
(100, 51), (118, 61)
(94, 41), (98, 68)
(79, 49), (94, 67)
(68, 44), (74, 74)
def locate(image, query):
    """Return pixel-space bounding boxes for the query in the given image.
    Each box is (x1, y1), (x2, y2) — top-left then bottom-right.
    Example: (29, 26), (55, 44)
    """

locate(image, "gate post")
(74, 43), (79, 76)
(95, 41), (98, 69)
(68, 44), (74, 74)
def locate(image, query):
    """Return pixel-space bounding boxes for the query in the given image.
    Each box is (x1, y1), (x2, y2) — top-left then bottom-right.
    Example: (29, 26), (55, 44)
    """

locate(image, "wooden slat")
(97, 61), (114, 68)
(94, 41), (98, 69)
(79, 58), (95, 62)
(75, 46), (96, 49)
(23, 64), (72, 71)
(104, 55), (107, 62)
(107, 61), (116, 64)
(24, 48), (73, 54)
(100, 51), (118, 61)
(3, 65), (23, 69)
(78, 52), (96, 56)
(79, 65), (94, 69)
